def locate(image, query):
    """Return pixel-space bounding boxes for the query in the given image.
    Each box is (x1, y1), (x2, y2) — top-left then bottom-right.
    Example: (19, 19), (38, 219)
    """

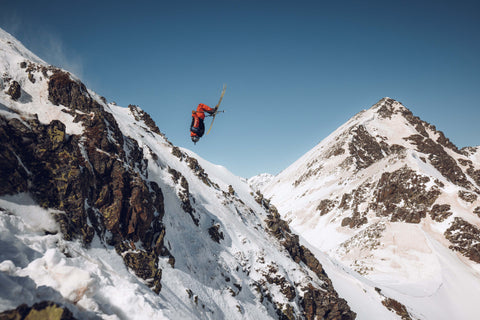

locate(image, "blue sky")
(2, 0), (479, 178)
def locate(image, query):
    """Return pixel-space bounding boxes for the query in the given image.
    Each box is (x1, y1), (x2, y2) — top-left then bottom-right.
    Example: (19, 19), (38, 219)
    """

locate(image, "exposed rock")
(338, 182), (372, 228)
(262, 264), (296, 302)
(0, 118), (30, 195)
(316, 199), (336, 216)
(325, 145), (346, 159)
(48, 70), (99, 113)
(170, 145), (218, 188)
(458, 190), (478, 203)
(466, 166), (480, 189)
(405, 134), (471, 189)
(301, 284), (355, 320)
(389, 144), (407, 155)
(458, 158), (473, 167)
(122, 249), (162, 294)
(171, 146), (183, 159)
(341, 210), (368, 229)
(28, 72), (35, 83)
(376, 98), (395, 119)
(436, 130), (461, 153)
(168, 167), (198, 226)
(187, 156), (212, 186)
(371, 166), (440, 223)
(429, 204), (452, 222)
(128, 104), (162, 135)
(348, 125), (388, 170)
(382, 298), (412, 320)
(6, 80), (21, 100)
(445, 217), (480, 263)
(208, 223), (224, 243)
(262, 196), (356, 319)
(254, 190), (271, 211)
(228, 185), (236, 196)
(374, 287), (412, 320)
(0, 71), (170, 294)
(474, 207), (480, 218)
(0, 301), (76, 320)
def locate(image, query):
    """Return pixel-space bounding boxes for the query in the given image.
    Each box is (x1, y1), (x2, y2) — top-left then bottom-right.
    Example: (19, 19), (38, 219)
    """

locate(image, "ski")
(206, 84), (226, 135)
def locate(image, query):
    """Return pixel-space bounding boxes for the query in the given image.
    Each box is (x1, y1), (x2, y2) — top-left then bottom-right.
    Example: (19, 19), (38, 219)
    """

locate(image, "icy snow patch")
(0, 193), (59, 233)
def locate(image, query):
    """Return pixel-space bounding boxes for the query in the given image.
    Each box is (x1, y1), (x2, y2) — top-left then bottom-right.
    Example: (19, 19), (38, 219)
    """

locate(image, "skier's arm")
(198, 103), (214, 113)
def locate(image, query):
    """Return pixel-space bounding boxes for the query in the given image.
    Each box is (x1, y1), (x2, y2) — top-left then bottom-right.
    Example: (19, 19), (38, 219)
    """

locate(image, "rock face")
(262, 97), (480, 319)
(1, 68), (170, 294)
(445, 217), (480, 263)
(6, 80), (21, 100)
(372, 166), (441, 223)
(0, 301), (75, 320)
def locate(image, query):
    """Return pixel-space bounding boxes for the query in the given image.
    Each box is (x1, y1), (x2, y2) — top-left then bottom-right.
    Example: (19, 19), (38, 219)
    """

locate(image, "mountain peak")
(370, 97), (409, 117)
(262, 97), (480, 320)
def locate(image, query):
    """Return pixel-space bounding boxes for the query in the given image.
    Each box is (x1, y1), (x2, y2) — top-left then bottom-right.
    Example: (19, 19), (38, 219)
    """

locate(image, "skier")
(190, 103), (215, 144)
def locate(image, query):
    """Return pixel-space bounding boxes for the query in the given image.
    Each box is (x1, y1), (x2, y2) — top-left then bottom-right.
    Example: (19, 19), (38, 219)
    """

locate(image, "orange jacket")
(190, 104), (214, 137)
(194, 103), (214, 120)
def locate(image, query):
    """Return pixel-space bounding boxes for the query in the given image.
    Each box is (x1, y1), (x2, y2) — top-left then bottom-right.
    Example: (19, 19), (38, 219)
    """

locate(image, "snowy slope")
(262, 98), (480, 319)
(0, 28), (355, 319)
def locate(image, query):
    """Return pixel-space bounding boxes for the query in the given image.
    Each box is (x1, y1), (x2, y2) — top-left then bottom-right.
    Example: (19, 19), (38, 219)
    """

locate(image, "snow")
(248, 173), (274, 191)
(0, 203), (171, 319)
(0, 193), (59, 234)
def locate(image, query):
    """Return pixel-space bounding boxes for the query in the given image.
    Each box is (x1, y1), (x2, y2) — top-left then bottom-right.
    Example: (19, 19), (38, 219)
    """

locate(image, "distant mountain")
(0, 28), (355, 319)
(261, 97), (480, 319)
(248, 173), (275, 191)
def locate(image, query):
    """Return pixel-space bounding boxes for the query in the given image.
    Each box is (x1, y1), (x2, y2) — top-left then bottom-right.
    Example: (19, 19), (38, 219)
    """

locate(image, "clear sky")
(2, 0), (479, 178)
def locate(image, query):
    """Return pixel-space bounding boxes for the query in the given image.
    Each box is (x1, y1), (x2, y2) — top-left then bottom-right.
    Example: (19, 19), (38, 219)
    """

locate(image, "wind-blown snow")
(0, 29), (85, 135)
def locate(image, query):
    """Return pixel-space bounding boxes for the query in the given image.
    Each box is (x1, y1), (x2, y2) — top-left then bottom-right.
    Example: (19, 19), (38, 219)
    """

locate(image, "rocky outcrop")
(374, 287), (412, 320)
(48, 71), (98, 113)
(429, 204), (452, 222)
(338, 182), (372, 228)
(371, 166), (441, 223)
(168, 167), (198, 225)
(171, 146), (219, 188)
(458, 190), (477, 203)
(208, 224), (224, 243)
(405, 134), (472, 190)
(0, 301), (76, 320)
(264, 200), (356, 320)
(474, 207), (480, 218)
(316, 199), (336, 216)
(128, 104), (162, 135)
(348, 125), (389, 170)
(0, 70), (170, 294)
(445, 217), (480, 263)
(122, 248), (163, 293)
(6, 80), (21, 100)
